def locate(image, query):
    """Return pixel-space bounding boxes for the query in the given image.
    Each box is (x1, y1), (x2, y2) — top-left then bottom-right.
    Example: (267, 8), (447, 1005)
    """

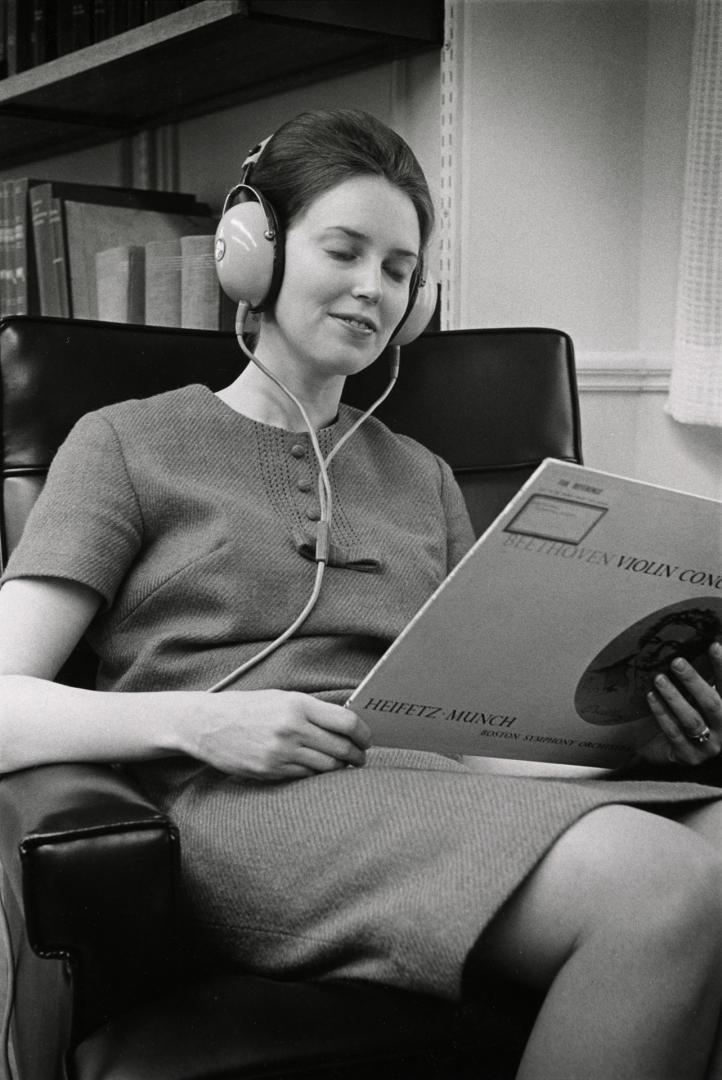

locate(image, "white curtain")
(668, 0), (722, 426)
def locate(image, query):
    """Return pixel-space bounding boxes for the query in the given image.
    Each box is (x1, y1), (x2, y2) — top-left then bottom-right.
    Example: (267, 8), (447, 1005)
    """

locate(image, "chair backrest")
(1, 316), (581, 573)
(344, 326), (582, 535)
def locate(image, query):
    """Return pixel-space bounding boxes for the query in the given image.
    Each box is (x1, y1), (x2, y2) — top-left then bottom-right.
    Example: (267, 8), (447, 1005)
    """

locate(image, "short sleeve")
(436, 456), (475, 571)
(2, 410), (143, 606)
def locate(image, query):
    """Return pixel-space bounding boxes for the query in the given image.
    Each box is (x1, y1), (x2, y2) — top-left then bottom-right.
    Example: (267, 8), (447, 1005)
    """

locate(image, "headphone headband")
(214, 129), (435, 339)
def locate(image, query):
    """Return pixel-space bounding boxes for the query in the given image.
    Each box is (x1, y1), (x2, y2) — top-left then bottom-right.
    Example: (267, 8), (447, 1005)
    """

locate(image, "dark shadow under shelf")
(0, 0), (444, 168)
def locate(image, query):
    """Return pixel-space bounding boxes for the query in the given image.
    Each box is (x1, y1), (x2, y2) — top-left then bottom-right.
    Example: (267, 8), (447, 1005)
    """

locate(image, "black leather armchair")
(0, 315), (582, 1080)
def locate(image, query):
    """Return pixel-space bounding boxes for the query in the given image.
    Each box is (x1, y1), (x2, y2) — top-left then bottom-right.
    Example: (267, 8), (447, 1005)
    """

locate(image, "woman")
(2, 109), (722, 1079)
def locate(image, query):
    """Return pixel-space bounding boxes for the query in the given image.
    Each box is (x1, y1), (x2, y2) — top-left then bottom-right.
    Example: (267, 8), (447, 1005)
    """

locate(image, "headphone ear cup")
(214, 195), (281, 309)
(389, 268), (437, 347)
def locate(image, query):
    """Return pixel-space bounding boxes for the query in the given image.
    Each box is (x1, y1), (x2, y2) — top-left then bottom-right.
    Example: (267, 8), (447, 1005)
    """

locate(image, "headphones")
(214, 133), (436, 346)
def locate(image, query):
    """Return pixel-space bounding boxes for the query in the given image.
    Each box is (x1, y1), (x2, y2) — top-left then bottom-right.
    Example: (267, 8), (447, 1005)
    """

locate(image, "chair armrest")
(0, 761), (181, 1040)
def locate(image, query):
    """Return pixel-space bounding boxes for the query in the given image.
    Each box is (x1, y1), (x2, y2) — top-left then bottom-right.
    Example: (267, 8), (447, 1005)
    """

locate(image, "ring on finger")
(689, 725), (712, 745)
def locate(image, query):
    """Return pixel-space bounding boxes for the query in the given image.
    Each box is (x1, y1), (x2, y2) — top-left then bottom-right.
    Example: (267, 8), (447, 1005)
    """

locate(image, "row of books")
(0, 176), (233, 329)
(96, 235), (235, 331)
(1, 0), (201, 77)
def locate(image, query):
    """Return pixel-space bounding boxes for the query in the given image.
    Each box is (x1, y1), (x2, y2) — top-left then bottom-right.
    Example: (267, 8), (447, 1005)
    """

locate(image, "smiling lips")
(331, 313), (377, 335)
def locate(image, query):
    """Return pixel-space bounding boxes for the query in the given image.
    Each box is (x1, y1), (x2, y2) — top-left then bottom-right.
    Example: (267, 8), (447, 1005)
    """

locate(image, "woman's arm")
(0, 578), (370, 778)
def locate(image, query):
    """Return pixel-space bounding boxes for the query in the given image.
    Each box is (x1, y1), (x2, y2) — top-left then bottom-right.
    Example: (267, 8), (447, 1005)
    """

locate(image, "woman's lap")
(151, 751), (722, 999)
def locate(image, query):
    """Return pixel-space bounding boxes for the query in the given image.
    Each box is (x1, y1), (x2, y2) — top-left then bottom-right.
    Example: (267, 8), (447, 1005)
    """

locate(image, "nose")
(351, 259), (382, 303)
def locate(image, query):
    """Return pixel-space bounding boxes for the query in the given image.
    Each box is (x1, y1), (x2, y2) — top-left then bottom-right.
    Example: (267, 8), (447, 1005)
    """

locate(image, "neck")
(217, 358), (344, 432)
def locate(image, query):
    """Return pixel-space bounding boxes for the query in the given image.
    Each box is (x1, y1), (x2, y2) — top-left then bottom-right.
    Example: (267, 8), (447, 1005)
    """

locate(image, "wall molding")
(575, 350), (673, 392)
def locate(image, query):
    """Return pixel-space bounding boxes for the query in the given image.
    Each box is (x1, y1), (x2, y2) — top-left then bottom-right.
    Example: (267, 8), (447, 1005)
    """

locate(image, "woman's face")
(259, 174), (421, 380)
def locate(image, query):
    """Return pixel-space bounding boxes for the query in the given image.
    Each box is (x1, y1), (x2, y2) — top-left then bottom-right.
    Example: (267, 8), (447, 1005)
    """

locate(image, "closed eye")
(384, 263), (413, 284)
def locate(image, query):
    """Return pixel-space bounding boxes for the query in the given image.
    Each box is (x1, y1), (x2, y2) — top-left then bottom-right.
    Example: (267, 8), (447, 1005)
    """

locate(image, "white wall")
(174, 52), (441, 221)
(446, 0), (721, 498)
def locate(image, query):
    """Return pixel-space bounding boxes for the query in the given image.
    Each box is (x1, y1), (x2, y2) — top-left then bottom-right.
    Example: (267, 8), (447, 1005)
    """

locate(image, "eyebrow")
(323, 226), (419, 262)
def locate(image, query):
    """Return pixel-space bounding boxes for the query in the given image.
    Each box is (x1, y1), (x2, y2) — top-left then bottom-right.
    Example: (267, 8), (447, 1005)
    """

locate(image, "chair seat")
(71, 972), (467, 1080)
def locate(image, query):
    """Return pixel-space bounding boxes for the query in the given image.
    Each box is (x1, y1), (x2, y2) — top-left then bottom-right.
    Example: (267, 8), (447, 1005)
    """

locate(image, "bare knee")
(481, 804), (722, 989)
(573, 806), (722, 962)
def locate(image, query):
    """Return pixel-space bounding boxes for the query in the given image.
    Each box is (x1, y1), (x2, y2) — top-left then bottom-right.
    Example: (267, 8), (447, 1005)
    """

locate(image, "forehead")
(294, 175), (420, 251)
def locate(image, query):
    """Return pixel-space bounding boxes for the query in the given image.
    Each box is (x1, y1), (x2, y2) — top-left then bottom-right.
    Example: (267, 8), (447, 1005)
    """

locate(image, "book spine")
(96, 245), (146, 324)
(11, 178), (30, 315)
(6, 0), (32, 75)
(126, 0), (144, 30)
(4, 180), (18, 314)
(92, 0), (109, 41)
(180, 234), (220, 330)
(95, 0), (126, 40)
(144, 238), (182, 327)
(57, 0), (93, 56)
(0, 181), (9, 316)
(30, 0), (57, 66)
(30, 184), (54, 315)
(50, 198), (71, 317)
(0, 0), (8, 79)
(107, 0), (127, 35)
(144, 1), (182, 21)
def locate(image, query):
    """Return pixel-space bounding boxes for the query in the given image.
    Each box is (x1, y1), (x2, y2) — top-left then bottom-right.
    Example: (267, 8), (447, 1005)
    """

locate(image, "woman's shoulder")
(93, 384), (213, 431)
(340, 403), (448, 477)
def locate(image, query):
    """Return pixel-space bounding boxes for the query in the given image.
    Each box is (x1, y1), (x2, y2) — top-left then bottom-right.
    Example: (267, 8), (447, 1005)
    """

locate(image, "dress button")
(297, 478), (313, 493)
(306, 507), (321, 521)
(290, 444), (305, 458)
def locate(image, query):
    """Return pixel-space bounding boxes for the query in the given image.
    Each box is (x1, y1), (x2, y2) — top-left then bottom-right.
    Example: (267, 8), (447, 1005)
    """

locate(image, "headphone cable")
(207, 304), (399, 693)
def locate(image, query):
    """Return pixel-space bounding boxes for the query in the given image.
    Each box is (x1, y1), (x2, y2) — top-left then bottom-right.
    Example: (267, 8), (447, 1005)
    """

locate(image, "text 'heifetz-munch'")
(360, 699), (635, 752)
(362, 698), (517, 728)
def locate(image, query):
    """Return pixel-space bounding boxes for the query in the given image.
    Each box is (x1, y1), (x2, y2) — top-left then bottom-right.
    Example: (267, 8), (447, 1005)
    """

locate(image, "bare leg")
(673, 801), (722, 1080)
(475, 804), (722, 1080)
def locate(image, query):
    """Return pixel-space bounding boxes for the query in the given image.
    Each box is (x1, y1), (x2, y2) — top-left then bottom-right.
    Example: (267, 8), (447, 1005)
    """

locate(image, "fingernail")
(671, 657), (686, 672)
(711, 641), (722, 658)
(655, 674), (668, 687)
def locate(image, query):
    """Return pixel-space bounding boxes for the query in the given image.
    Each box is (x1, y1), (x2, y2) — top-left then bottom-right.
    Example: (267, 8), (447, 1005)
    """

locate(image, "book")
(0, 0), (7, 79)
(11, 178), (41, 315)
(145, 238), (182, 327)
(93, 0), (126, 40)
(11, 178), (28, 314)
(347, 460), (722, 770)
(48, 196), (71, 317)
(57, 1), (93, 56)
(0, 180), (11, 316)
(25, 179), (208, 318)
(180, 234), (229, 330)
(30, 0), (57, 66)
(95, 244), (145, 323)
(30, 184), (57, 316)
(6, 0), (33, 74)
(64, 200), (214, 319)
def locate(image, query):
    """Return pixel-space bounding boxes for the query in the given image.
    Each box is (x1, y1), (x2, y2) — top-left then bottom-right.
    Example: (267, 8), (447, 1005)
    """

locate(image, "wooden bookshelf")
(0, 0), (444, 168)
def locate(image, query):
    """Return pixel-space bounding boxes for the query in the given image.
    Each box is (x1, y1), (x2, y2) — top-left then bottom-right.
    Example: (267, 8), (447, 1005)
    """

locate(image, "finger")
(303, 699), (372, 749)
(667, 657), (722, 729)
(229, 763), (317, 783)
(295, 746), (355, 774)
(646, 688), (706, 765)
(709, 639), (722, 688)
(301, 724), (368, 767)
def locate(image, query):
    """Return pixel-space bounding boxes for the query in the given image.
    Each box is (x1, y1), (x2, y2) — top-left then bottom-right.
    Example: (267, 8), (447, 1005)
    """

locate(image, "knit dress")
(4, 384), (722, 1001)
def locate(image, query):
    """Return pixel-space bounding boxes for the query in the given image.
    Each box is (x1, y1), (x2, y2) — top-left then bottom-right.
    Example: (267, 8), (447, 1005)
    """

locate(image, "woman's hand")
(187, 689), (372, 782)
(637, 642), (722, 768)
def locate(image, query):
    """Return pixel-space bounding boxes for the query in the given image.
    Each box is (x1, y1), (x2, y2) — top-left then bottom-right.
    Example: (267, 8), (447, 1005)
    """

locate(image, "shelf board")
(0, 0), (443, 168)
